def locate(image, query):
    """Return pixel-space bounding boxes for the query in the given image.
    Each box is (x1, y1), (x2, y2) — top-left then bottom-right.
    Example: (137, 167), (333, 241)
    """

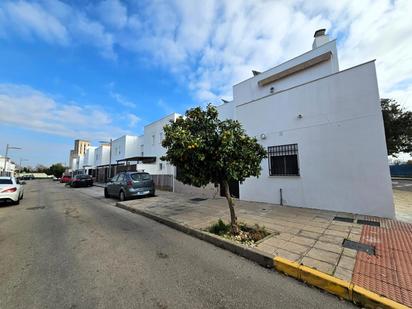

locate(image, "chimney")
(312, 28), (329, 49)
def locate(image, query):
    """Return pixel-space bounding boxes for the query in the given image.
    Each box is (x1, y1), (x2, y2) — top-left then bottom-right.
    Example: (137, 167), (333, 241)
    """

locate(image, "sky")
(0, 0), (412, 167)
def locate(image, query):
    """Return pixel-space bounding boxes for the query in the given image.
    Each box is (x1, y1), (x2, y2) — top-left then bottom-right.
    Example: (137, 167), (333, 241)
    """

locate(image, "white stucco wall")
(235, 61), (394, 218)
(84, 146), (96, 167)
(233, 40), (339, 106)
(95, 145), (110, 166)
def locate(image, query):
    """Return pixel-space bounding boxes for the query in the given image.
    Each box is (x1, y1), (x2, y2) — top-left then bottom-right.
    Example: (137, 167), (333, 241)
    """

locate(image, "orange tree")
(161, 104), (267, 234)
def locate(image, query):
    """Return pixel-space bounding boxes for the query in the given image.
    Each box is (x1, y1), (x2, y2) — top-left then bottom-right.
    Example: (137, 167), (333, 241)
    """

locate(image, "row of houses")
(68, 29), (394, 218)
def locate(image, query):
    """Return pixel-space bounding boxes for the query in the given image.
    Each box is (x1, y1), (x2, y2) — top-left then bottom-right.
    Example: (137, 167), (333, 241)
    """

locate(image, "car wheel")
(119, 190), (126, 201)
(14, 199), (20, 205)
(104, 188), (109, 198)
(20, 194), (24, 200)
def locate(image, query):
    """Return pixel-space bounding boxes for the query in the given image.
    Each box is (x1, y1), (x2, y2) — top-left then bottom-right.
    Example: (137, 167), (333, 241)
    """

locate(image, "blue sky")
(0, 0), (411, 167)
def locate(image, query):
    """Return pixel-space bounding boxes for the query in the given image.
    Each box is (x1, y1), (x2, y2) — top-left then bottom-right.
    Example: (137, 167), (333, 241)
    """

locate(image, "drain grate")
(356, 219), (380, 227)
(342, 239), (375, 255)
(190, 198), (207, 202)
(333, 216), (354, 223)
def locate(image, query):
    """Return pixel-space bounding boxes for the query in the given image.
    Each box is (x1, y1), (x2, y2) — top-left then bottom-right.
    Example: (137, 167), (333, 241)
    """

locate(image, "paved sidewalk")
(121, 190), (412, 307)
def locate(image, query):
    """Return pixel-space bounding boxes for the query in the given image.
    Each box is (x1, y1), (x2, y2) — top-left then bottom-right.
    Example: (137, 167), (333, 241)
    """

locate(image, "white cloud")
(127, 114), (140, 127)
(0, 1), (69, 45)
(0, 84), (130, 140)
(109, 91), (136, 108)
(96, 0), (128, 29)
(0, 0), (411, 110)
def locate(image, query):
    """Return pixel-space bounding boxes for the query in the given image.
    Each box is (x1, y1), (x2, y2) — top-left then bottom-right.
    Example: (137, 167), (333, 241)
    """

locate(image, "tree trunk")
(222, 180), (239, 235)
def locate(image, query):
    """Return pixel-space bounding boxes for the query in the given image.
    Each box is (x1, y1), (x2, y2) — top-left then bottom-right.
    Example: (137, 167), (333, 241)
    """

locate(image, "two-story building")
(214, 29), (393, 218)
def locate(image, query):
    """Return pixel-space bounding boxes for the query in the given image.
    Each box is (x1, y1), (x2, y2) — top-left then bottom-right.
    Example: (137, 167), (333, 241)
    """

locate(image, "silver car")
(104, 172), (155, 201)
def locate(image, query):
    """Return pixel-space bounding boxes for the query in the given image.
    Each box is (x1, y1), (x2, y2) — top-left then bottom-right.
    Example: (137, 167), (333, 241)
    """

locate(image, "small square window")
(268, 144), (299, 176)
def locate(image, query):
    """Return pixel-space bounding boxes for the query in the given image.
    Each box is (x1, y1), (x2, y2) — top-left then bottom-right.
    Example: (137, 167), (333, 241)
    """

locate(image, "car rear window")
(130, 173), (151, 181)
(76, 175), (91, 179)
(0, 179), (13, 184)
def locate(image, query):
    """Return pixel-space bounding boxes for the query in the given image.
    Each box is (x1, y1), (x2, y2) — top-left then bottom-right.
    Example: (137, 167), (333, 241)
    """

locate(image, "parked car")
(104, 172), (155, 201)
(70, 174), (93, 187)
(0, 176), (24, 205)
(60, 175), (72, 183)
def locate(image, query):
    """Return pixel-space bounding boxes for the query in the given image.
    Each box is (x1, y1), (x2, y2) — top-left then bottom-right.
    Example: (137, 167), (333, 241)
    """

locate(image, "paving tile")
(324, 229), (349, 238)
(328, 224), (351, 232)
(347, 233), (361, 242)
(334, 266), (353, 282)
(274, 248), (302, 262)
(306, 248), (340, 265)
(256, 243), (276, 255)
(318, 234), (345, 245)
(301, 225), (326, 234)
(342, 248), (357, 258)
(337, 256), (356, 271)
(313, 241), (342, 254)
(299, 230), (322, 239)
(275, 232), (294, 241)
(282, 242), (311, 255)
(289, 235), (317, 247)
(262, 237), (288, 248)
(301, 257), (335, 274)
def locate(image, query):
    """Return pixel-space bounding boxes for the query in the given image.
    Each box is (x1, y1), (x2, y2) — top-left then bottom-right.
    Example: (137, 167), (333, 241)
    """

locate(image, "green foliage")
(48, 163), (66, 177)
(207, 219), (270, 244)
(161, 104), (267, 187)
(381, 98), (412, 156)
(208, 219), (231, 235)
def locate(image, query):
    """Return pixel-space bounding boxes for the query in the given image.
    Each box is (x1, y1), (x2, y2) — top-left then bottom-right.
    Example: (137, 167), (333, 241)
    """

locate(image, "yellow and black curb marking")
(116, 202), (410, 309)
(274, 257), (409, 309)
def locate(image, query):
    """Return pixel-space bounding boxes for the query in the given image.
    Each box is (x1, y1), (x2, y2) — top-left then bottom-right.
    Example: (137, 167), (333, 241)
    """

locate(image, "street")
(0, 180), (353, 309)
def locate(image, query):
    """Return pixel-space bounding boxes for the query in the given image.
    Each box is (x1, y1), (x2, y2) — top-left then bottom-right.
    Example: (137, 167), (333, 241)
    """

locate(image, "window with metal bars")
(268, 143), (299, 176)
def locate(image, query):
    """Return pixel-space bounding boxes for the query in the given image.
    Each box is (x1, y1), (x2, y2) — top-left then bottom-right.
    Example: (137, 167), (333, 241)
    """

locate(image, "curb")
(274, 257), (409, 309)
(116, 202), (410, 309)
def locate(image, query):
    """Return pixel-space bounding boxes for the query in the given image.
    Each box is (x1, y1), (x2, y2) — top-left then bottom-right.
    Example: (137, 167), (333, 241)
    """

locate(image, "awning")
(116, 156), (157, 164)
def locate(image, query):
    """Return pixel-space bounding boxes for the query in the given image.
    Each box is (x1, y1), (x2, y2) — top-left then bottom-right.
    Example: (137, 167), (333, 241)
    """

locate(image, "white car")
(0, 176), (24, 205)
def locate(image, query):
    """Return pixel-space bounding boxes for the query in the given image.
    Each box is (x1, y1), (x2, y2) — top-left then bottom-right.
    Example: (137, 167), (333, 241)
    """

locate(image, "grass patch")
(207, 219), (270, 246)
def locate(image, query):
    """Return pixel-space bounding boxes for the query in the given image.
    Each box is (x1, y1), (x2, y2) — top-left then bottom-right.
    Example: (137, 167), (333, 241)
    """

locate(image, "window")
(140, 145), (144, 156)
(159, 132), (163, 143)
(152, 135), (155, 145)
(159, 162), (163, 170)
(268, 143), (299, 176)
(131, 173), (151, 181)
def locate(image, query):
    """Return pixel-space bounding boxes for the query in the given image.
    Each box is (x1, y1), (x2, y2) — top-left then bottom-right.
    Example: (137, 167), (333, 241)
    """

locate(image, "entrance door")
(220, 180), (239, 198)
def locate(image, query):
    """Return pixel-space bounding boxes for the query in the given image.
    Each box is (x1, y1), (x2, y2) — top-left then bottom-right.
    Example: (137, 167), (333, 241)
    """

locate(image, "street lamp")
(99, 139), (112, 179)
(2, 144), (22, 176)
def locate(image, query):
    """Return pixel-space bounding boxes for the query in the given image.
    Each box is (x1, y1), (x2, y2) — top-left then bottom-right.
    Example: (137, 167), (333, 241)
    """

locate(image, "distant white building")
(0, 156), (16, 176)
(215, 29), (394, 218)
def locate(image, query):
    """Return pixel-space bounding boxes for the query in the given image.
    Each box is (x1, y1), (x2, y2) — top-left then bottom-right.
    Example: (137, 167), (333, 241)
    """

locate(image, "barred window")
(268, 144), (299, 176)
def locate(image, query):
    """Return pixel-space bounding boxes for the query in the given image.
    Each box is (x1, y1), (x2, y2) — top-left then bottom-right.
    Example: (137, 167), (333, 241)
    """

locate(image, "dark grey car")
(104, 172), (155, 201)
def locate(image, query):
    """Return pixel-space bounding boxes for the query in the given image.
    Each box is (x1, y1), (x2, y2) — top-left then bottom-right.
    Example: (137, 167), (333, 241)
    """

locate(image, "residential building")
(0, 156), (16, 176)
(69, 139), (90, 170)
(214, 29), (393, 217)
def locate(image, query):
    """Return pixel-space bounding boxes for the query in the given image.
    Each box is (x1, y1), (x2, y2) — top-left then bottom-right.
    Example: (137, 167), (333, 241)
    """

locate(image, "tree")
(381, 98), (412, 156)
(161, 104), (267, 234)
(49, 163), (66, 177)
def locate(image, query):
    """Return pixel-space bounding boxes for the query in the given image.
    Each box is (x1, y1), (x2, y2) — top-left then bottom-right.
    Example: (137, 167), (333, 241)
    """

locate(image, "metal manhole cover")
(333, 216), (354, 223)
(356, 219), (380, 227)
(342, 239), (375, 255)
(190, 198), (207, 202)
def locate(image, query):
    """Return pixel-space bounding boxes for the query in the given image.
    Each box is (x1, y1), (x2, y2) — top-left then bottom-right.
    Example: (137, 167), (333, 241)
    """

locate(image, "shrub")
(208, 219), (230, 235)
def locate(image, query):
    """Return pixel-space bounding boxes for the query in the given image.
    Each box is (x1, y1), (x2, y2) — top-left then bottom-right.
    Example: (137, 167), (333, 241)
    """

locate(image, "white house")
(94, 144), (110, 167)
(110, 135), (140, 164)
(84, 146), (97, 170)
(215, 29), (394, 218)
(0, 156), (16, 176)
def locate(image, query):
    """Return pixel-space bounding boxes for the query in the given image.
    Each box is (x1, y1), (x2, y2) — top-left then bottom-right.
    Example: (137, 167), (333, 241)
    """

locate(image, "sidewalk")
(120, 190), (412, 307)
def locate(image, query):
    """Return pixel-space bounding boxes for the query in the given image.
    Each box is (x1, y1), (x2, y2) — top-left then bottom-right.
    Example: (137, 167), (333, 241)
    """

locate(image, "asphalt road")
(0, 180), (354, 309)
(392, 178), (412, 192)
